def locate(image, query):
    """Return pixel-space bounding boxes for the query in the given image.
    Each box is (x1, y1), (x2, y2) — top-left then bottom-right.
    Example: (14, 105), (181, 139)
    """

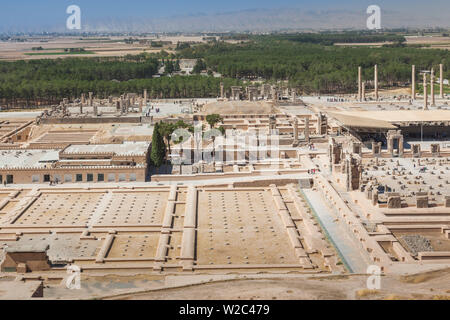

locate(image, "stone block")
(445, 196), (450, 208)
(388, 196), (402, 209)
(372, 191), (379, 206)
(416, 196), (429, 208)
(16, 263), (28, 273)
(365, 188), (372, 200)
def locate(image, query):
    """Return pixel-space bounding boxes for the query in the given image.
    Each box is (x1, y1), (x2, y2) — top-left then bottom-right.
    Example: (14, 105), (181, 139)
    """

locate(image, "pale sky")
(0, 0), (449, 32)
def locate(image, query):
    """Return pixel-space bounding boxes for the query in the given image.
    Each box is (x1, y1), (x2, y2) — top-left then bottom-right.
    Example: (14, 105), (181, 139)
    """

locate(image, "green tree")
(165, 60), (175, 74)
(174, 60), (181, 72)
(193, 59), (206, 74)
(158, 122), (177, 155)
(150, 123), (166, 169)
(206, 114), (223, 128)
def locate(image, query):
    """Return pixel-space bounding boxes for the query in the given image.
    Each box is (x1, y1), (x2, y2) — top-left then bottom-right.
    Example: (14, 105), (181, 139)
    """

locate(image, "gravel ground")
(400, 235), (434, 256)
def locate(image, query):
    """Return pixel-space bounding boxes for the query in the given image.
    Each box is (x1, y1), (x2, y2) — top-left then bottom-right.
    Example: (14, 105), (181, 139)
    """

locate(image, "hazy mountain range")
(2, 7), (450, 33)
(84, 8), (450, 33)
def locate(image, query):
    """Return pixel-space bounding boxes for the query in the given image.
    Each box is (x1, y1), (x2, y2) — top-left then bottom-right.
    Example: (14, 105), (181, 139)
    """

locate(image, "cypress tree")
(151, 123), (166, 168)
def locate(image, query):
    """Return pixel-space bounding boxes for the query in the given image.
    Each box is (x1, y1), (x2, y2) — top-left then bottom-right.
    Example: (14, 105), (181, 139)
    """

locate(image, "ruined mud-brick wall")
(1, 252), (51, 272)
(40, 117), (142, 125)
(0, 166), (147, 184)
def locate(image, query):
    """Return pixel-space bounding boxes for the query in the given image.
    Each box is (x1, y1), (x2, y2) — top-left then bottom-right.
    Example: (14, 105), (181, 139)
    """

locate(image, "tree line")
(177, 37), (449, 94)
(1, 33), (450, 107)
(0, 76), (243, 108)
(260, 32), (406, 45)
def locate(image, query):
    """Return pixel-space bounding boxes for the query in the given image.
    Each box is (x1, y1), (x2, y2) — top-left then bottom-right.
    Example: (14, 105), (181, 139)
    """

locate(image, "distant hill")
(1, 7), (450, 33)
(82, 8), (450, 33)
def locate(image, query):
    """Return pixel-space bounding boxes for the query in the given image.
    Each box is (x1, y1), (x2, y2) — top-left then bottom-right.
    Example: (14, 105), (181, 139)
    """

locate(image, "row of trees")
(0, 76), (243, 107)
(0, 55), (159, 83)
(177, 38), (450, 93)
(1, 33), (449, 105)
(262, 32), (406, 45)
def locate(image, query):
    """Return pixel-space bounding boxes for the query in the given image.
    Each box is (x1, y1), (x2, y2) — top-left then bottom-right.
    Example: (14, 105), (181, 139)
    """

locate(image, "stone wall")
(0, 166), (146, 184)
(40, 117), (142, 125)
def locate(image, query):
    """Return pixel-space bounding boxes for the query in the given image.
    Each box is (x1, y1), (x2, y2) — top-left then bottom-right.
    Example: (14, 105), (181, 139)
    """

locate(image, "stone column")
(317, 113), (327, 135)
(139, 99), (143, 113)
(362, 81), (366, 101)
(423, 73), (428, 110)
(358, 66), (362, 101)
(272, 87), (277, 101)
(374, 64), (379, 101)
(372, 142), (381, 157)
(431, 144), (441, 157)
(304, 117), (310, 142)
(269, 115), (277, 133)
(431, 68), (436, 106)
(81, 93), (86, 105)
(412, 144), (421, 158)
(231, 87), (241, 101)
(387, 136), (394, 156)
(220, 82), (224, 98)
(80, 104), (83, 114)
(399, 136), (404, 156)
(352, 142), (362, 156)
(89, 92), (93, 106)
(144, 89), (148, 103)
(94, 105), (98, 117)
(120, 98), (124, 115)
(293, 117), (299, 144)
(440, 64), (444, 99)
(412, 65), (416, 100)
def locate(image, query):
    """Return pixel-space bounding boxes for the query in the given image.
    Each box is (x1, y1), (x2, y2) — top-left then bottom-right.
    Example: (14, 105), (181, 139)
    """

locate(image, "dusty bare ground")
(97, 268), (450, 300)
(39, 267), (450, 300)
(405, 36), (450, 50)
(202, 101), (278, 115)
(0, 35), (212, 61)
(406, 36), (450, 45)
(0, 37), (166, 61)
(334, 42), (392, 47)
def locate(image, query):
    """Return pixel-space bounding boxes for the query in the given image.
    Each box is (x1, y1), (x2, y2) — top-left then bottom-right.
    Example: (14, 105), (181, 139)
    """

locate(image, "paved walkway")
(0, 111), (41, 119)
(301, 188), (372, 274)
(5, 173), (312, 189)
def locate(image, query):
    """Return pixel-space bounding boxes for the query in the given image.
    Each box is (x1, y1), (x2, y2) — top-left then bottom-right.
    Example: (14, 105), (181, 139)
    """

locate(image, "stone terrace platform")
(0, 184), (344, 274)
